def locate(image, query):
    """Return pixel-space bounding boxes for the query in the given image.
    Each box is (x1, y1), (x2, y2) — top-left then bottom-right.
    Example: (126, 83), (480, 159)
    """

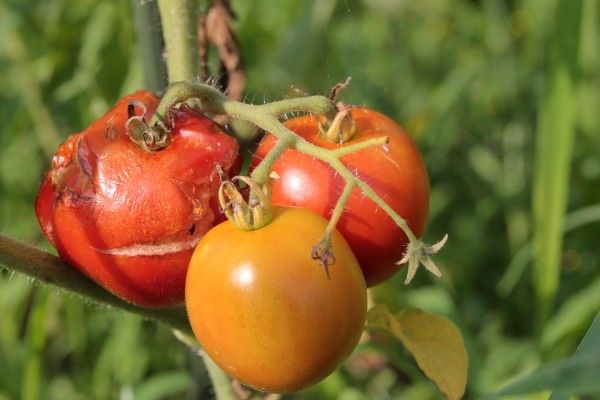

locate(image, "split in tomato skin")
(186, 207), (367, 393)
(35, 91), (240, 307)
(251, 108), (430, 286)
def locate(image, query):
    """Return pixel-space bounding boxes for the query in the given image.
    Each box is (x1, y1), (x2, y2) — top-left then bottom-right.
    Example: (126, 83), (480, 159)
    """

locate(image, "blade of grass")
(497, 203), (600, 296)
(542, 277), (600, 350)
(486, 354), (600, 398)
(531, 0), (583, 332)
(549, 312), (600, 400)
(21, 288), (48, 400)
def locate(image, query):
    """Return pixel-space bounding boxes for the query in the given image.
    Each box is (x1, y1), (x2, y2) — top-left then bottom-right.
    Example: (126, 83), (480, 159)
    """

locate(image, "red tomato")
(186, 207), (367, 393)
(35, 91), (239, 307)
(251, 108), (429, 286)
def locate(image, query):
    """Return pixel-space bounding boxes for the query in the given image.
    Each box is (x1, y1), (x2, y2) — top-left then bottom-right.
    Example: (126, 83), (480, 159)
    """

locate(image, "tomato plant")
(185, 206), (367, 393)
(35, 91), (239, 307)
(252, 108), (429, 286)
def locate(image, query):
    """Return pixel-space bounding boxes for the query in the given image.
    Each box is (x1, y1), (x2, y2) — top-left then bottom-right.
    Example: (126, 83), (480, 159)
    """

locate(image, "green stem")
(151, 81), (229, 124)
(0, 234), (191, 334)
(324, 180), (355, 236)
(157, 0), (198, 83)
(260, 96), (336, 119)
(132, 0), (168, 92)
(333, 136), (389, 157)
(250, 134), (294, 184)
(152, 82), (419, 246)
(172, 330), (237, 400)
(201, 352), (238, 400)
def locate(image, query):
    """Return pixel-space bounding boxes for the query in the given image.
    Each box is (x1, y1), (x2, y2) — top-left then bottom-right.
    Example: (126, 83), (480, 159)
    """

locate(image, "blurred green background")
(1, 0), (599, 399)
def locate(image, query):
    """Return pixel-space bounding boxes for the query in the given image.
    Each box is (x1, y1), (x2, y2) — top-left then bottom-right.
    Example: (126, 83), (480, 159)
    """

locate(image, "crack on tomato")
(96, 236), (202, 257)
(76, 137), (96, 180)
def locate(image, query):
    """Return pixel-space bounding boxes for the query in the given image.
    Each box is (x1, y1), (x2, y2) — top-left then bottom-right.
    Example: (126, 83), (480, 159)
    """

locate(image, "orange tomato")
(185, 207), (367, 393)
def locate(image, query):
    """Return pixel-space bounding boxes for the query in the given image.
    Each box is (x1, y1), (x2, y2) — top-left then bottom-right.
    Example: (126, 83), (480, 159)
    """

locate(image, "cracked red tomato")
(251, 108), (429, 286)
(35, 91), (239, 307)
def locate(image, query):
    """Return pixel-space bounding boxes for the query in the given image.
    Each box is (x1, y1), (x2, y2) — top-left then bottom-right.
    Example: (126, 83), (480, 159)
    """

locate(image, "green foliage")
(488, 313), (600, 399)
(1, 0), (599, 399)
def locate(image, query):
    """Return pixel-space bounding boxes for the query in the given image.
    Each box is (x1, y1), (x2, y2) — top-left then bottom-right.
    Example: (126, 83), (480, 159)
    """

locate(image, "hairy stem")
(260, 96), (336, 119)
(324, 180), (355, 236)
(158, 0), (198, 83)
(0, 234), (191, 333)
(152, 82), (419, 246)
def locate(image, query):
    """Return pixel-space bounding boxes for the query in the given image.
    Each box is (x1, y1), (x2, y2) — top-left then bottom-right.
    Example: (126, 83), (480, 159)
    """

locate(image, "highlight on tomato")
(251, 107), (429, 286)
(185, 206), (367, 393)
(35, 91), (239, 307)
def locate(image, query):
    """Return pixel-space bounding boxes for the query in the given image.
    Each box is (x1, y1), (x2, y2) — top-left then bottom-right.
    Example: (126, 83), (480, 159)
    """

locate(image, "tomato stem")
(325, 180), (355, 237)
(0, 233), (191, 332)
(172, 330), (239, 400)
(152, 81), (443, 282)
(332, 136), (389, 157)
(157, 0), (199, 83)
(260, 96), (336, 119)
(249, 135), (294, 184)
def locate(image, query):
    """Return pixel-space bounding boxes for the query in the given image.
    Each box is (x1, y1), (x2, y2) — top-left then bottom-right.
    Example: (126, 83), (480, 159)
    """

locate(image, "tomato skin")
(186, 207), (367, 393)
(251, 108), (429, 286)
(35, 91), (239, 307)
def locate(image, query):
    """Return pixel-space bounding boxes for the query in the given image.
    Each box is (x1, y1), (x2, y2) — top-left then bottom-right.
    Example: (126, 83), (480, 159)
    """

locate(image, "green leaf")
(486, 314), (600, 399)
(490, 355), (600, 398)
(367, 306), (468, 400)
(133, 371), (191, 400)
(542, 277), (600, 349)
(531, 0), (583, 326)
(550, 313), (600, 400)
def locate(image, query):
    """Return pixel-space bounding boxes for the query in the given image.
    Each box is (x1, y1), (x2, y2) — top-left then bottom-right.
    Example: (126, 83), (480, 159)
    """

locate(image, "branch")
(147, 82), (446, 283)
(0, 233), (191, 333)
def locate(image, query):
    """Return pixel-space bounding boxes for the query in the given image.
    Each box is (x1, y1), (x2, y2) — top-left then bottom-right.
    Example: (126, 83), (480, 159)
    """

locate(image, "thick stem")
(260, 96), (336, 119)
(150, 82), (229, 124)
(132, 0), (168, 92)
(0, 234), (191, 333)
(158, 0), (199, 83)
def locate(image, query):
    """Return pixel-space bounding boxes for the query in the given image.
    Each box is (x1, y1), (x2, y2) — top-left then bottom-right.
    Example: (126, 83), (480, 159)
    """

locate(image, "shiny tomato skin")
(35, 91), (239, 307)
(186, 207), (367, 393)
(251, 108), (429, 286)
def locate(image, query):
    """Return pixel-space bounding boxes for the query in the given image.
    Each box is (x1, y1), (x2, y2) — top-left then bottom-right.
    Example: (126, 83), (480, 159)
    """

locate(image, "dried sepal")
(397, 234), (448, 284)
(311, 235), (336, 278)
(217, 170), (272, 230)
(125, 101), (171, 151)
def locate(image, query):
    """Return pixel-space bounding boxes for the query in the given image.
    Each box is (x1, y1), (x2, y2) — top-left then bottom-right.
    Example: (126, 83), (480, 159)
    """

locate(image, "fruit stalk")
(151, 81), (444, 283)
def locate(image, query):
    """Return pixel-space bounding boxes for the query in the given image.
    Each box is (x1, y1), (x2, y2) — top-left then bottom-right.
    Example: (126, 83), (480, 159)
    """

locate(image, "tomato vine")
(0, 0), (450, 398)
